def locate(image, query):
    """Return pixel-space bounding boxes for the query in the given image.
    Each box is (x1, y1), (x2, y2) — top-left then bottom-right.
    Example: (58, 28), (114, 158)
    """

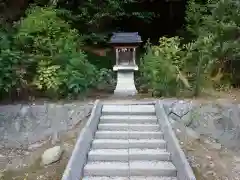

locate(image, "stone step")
(130, 177), (177, 180)
(83, 177), (177, 180)
(100, 115), (157, 124)
(84, 162), (129, 176)
(95, 131), (163, 139)
(84, 161), (176, 177)
(102, 105), (155, 116)
(88, 149), (171, 161)
(91, 139), (166, 149)
(88, 149), (128, 161)
(130, 161), (177, 176)
(98, 124), (160, 131)
(82, 177), (128, 180)
(129, 149), (171, 161)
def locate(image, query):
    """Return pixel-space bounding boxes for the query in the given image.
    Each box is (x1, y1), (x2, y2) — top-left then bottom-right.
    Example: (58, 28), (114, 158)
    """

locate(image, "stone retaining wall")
(162, 99), (240, 149)
(0, 102), (92, 148)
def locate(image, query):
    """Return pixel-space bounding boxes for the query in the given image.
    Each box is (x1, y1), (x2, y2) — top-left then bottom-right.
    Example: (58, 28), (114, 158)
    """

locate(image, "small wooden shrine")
(109, 32), (142, 96)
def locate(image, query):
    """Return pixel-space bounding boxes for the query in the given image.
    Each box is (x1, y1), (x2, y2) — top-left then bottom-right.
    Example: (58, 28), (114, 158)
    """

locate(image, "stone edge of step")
(88, 148), (171, 161)
(155, 101), (196, 180)
(97, 123), (160, 131)
(83, 177), (177, 180)
(84, 161), (177, 177)
(61, 100), (103, 180)
(100, 115), (157, 119)
(95, 131), (164, 139)
(91, 139), (167, 149)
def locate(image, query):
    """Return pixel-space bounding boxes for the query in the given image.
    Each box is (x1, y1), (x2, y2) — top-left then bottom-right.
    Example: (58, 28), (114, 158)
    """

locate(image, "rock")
(181, 112), (192, 126)
(41, 146), (63, 165)
(169, 113), (181, 121)
(186, 127), (200, 140)
(171, 100), (194, 117)
(189, 103), (220, 129)
(162, 99), (177, 115)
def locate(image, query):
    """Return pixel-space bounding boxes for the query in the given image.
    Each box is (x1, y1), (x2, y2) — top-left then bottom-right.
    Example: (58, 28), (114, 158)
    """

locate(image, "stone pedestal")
(109, 32), (142, 97)
(114, 71), (137, 96)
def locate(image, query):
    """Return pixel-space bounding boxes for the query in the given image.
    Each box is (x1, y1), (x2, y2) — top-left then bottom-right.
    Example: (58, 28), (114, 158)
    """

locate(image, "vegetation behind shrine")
(0, 0), (240, 100)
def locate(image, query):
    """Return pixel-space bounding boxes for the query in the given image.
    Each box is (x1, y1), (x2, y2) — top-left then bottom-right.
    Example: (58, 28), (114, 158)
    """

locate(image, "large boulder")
(41, 146), (63, 165)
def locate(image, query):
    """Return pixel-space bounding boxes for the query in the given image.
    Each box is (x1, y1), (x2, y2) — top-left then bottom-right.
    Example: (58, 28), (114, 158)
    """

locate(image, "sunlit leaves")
(140, 36), (190, 96)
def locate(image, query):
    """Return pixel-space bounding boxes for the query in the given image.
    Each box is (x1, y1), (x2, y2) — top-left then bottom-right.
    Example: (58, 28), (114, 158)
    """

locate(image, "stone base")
(114, 71), (137, 97)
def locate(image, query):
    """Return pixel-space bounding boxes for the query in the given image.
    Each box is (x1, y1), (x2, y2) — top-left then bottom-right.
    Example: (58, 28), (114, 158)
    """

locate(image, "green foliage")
(140, 37), (190, 96)
(2, 0), (240, 100)
(33, 60), (61, 91)
(60, 52), (97, 96)
(185, 0), (240, 95)
(95, 68), (116, 91)
(0, 49), (26, 94)
(15, 6), (98, 97)
(0, 30), (28, 97)
(0, 6), (104, 99)
(0, 5), (118, 100)
(185, 0), (211, 38)
(15, 6), (82, 55)
(141, 0), (240, 97)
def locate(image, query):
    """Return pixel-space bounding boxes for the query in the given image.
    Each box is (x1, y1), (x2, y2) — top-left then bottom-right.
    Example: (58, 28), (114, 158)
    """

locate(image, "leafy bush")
(33, 60), (61, 92)
(140, 37), (190, 96)
(95, 68), (116, 91)
(0, 49), (26, 95)
(185, 0), (240, 95)
(14, 6), (97, 97)
(0, 30), (29, 98)
(0, 6), (117, 100)
(140, 0), (240, 97)
(59, 52), (97, 96)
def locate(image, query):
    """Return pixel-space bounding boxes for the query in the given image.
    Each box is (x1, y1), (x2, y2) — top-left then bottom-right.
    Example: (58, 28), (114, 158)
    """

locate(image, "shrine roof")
(109, 32), (142, 44)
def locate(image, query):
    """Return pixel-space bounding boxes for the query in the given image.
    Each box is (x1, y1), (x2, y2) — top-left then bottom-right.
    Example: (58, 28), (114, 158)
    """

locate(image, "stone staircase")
(83, 104), (177, 180)
(62, 101), (196, 180)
